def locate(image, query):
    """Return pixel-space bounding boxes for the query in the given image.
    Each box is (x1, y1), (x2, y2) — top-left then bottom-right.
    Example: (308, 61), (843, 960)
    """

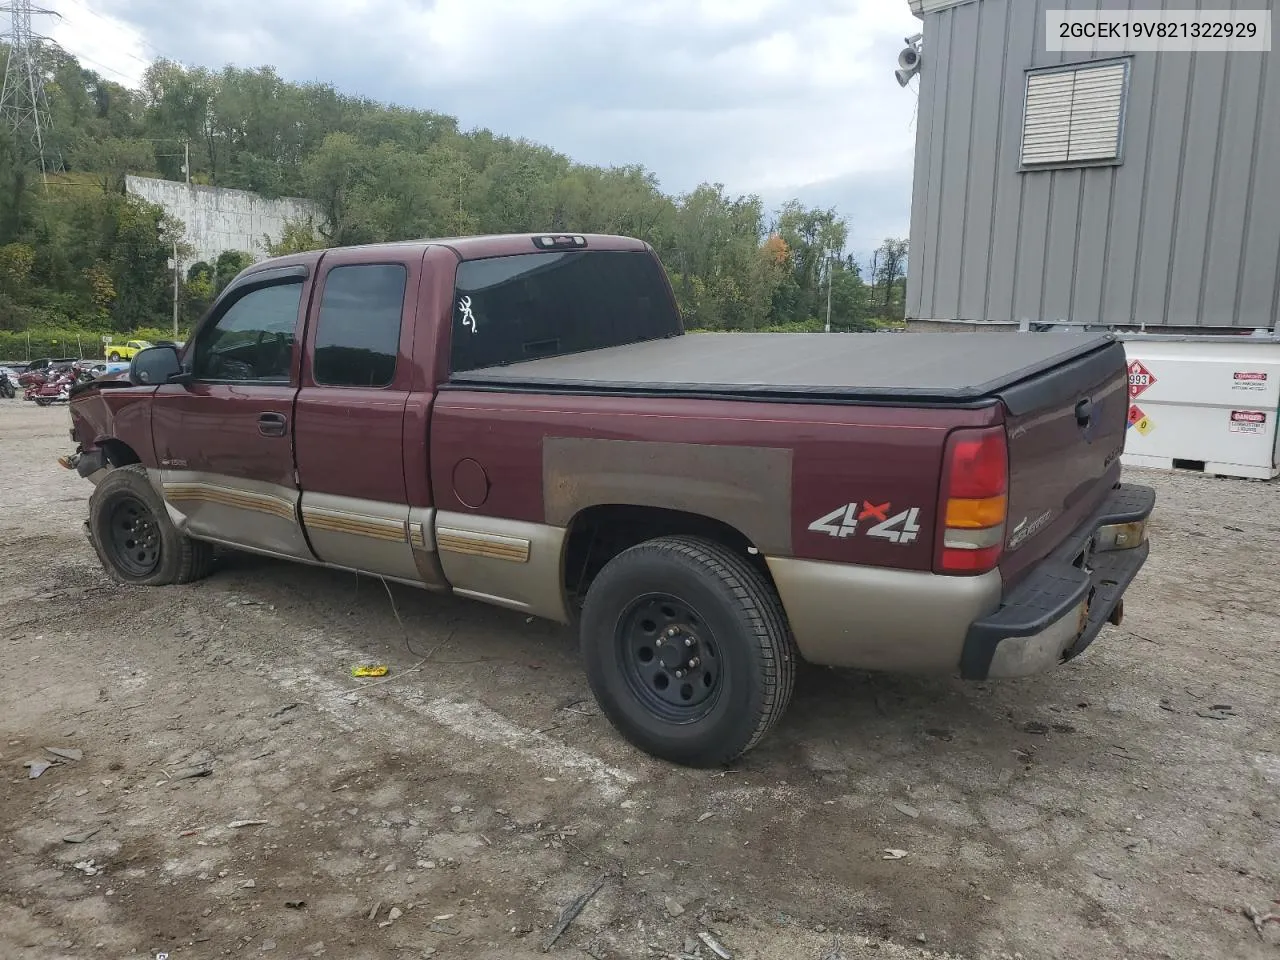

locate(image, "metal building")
(904, 0), (1278, 331)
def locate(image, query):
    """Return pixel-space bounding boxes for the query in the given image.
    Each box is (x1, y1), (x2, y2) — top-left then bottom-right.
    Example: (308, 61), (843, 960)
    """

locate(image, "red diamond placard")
(1128, 360), (1157, 399)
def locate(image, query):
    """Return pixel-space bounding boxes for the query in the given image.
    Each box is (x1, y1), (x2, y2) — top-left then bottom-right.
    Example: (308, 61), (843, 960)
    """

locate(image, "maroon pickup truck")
(64, 233), (1155, 767)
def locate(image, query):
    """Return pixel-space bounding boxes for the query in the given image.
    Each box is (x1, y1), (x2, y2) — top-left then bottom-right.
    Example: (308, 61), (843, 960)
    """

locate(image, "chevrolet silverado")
(63, 233), (1155, 767)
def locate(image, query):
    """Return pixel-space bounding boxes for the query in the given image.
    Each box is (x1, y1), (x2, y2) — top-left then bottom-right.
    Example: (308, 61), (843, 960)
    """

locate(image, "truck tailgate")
(996, 339), (1129, 586)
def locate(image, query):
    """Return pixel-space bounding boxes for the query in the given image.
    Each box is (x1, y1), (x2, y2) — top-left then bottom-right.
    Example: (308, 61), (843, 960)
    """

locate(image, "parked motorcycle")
(23, 368), (81, 405)
(0, 369), (15, 399)
(18, 361), (73, 389)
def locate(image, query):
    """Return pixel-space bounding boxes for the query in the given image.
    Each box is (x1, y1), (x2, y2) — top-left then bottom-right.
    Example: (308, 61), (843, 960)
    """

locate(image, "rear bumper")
(959, 483), (1156, 680)
(767, 482), (1154, 677)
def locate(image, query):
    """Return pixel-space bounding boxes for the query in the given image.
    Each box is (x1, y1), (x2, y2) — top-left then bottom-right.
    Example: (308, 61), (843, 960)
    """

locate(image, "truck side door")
(150, 267), (315, 561)
(293, 249), (441, 586)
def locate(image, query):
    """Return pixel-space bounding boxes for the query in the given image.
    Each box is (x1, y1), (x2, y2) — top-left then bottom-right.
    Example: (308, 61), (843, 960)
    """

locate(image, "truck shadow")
(212, 545), (1099, 765)
(199, 549), (1170, 956)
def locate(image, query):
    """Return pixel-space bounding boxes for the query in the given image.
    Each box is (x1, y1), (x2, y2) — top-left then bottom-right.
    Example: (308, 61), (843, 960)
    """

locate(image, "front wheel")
(580, 536), (796, 768)
(88, 464), (214, 586)
(108, 352), (121, 362)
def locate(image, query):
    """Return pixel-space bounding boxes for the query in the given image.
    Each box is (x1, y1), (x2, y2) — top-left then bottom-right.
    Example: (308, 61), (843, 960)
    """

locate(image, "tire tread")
(89, 464), (214, 586)
(584, 534), (796, 766)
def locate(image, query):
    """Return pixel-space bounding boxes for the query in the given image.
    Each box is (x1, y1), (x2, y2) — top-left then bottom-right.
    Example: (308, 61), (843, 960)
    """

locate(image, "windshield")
(450, 250), (681, 373)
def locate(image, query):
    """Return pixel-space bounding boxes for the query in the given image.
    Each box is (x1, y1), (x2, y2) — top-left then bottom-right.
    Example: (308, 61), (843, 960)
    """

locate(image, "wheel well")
(563, 504), (774, 606)
(99, 439), (141, 467)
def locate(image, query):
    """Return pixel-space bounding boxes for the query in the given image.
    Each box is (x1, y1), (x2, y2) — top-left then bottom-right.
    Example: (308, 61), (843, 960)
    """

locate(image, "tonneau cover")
(447, 331), (1116, 403)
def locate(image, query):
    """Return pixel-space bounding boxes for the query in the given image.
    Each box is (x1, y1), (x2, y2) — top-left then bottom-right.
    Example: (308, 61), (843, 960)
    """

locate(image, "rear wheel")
(88, 464), (214, 586)
(580, 536), (795, 768)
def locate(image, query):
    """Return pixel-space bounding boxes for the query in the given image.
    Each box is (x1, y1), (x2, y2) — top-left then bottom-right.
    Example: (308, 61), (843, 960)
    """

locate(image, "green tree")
(182, 261), (215, 324)
(0, 242), (35, 291)
(266, 216), (329, 256)
(871, 238), (909, 320)
(213, 250), (255, 290)
(72, 137), (156, 193)
(0, 42), (887, 341)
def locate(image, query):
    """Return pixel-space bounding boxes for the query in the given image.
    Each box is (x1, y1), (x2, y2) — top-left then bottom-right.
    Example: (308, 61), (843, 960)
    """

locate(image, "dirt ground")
(1, 400), (1278, 960)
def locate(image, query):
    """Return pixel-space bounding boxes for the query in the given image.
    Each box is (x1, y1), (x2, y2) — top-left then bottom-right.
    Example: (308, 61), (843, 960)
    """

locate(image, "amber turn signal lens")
(945, 495), (1008, 529)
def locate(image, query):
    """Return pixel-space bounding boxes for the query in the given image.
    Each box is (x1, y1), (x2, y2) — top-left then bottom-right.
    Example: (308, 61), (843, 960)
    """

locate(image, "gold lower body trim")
(163, 482), (296, 522)
(436, 527), (530, 563)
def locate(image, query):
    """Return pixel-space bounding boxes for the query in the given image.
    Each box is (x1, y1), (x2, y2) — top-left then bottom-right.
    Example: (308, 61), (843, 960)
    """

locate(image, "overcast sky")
(46, 0), (922, 260)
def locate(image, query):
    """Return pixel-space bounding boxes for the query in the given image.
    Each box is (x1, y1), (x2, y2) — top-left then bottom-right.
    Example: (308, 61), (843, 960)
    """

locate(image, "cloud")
(45, 0), (921, 239)
(761, 166), (916, 268)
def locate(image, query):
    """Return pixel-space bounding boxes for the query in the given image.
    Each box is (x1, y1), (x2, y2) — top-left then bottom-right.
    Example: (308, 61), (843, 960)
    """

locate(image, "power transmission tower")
(0, 0), (58, 185)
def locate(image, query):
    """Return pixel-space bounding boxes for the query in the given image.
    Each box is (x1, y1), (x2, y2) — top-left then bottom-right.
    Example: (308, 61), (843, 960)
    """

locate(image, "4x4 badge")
(809, 502), (922, 545)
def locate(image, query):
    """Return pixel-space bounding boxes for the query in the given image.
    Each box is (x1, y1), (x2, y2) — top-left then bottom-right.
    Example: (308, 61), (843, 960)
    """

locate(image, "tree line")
(0, 44), (908, 352)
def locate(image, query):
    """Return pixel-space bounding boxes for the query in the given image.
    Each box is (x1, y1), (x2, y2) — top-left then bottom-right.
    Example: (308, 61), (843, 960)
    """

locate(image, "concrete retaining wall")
(125, 176), (322, 266)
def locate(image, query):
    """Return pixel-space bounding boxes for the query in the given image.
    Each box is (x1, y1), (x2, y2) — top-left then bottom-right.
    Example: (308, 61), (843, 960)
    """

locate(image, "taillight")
(936, 426), (1008, 575)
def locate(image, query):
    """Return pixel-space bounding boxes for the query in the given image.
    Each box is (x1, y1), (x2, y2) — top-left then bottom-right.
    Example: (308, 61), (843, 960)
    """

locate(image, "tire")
(580, 536), (796, 768)
(35, 397), (51, 406)
(88, 464), (214, 586)
(108, 352), (121, 362)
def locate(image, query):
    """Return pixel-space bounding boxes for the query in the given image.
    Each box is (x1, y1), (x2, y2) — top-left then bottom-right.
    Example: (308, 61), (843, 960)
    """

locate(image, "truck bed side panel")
(428, 390), (999, 572)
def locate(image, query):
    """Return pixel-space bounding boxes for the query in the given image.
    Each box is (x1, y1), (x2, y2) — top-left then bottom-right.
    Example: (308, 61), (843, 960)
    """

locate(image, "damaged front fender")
(58, 450), (110, 485)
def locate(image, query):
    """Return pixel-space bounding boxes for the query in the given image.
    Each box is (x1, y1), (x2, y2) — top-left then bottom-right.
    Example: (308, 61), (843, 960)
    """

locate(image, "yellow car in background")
(106, 339), (153, 362)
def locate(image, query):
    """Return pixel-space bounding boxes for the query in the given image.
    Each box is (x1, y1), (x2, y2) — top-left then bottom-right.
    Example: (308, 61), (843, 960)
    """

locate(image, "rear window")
(449, 250), (680, 373)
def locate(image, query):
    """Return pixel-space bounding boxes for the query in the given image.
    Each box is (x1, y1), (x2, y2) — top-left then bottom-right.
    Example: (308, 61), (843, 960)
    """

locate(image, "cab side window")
(313, 264), (407, 388)
(192, 281), (303, 384)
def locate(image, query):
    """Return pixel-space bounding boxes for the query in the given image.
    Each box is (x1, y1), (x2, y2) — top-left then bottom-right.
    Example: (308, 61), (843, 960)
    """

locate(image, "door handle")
(258, 412), (288, 438)
(1074, 398), (1093, 428)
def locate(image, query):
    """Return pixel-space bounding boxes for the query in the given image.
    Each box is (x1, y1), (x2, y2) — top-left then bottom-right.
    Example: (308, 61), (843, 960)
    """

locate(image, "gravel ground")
(1, 399), (1278, 960)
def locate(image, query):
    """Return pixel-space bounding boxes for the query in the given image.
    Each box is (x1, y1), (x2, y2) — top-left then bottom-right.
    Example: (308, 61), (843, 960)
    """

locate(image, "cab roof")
(243, 233), (650, 277)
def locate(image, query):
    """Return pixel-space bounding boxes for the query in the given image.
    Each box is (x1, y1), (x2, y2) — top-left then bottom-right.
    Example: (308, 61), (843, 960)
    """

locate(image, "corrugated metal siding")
(905, 0), (1280, 329)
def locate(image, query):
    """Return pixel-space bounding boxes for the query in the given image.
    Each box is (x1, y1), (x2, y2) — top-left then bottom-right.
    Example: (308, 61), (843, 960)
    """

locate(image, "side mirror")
(130, 345), (187, 386)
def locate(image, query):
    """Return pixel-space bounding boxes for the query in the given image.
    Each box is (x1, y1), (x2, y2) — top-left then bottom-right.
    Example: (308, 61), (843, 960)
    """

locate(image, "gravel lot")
(2, 399), (1278, 960)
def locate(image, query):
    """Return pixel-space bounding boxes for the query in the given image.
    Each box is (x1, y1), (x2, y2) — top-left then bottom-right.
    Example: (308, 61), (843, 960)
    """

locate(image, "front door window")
(192, 283), (302, 384)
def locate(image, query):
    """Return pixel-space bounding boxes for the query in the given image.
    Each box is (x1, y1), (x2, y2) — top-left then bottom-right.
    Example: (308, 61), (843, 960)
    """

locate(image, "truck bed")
(447, 331), (1116, 404)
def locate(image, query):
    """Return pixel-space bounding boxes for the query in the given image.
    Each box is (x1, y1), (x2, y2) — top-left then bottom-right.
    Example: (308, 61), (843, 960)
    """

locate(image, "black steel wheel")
(618, 594), (721, 722)
(88, 464), (214, 586)
(105, 495), (162, 577)
(581, 536), (796, 768)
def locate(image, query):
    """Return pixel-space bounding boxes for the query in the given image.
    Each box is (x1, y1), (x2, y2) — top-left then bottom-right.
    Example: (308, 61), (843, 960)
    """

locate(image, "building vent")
(1021, 61), (1128, 167)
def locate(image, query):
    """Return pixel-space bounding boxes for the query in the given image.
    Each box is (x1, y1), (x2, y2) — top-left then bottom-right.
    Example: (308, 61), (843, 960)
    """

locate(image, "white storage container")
(1118, 335), (1280, 481)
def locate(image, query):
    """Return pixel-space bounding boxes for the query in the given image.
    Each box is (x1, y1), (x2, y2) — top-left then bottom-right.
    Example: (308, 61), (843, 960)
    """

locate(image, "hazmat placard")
(1128, 360), (1157, 399)
(1229, 410), (1267, 435)
(1127, 404), (1154, 435)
